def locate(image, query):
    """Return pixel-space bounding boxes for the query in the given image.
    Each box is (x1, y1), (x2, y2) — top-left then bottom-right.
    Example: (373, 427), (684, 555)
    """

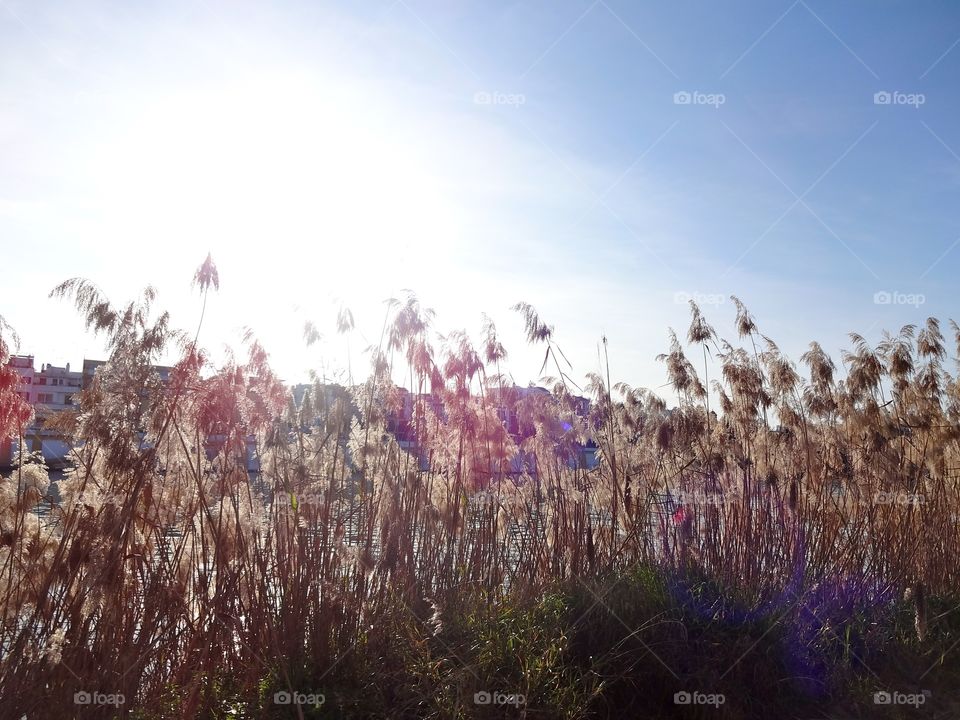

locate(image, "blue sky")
(1, 0), (959, 391)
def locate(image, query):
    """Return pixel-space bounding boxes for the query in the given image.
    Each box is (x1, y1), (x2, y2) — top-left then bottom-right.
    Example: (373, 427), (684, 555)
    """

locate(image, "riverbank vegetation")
(2, 259), (960, 718)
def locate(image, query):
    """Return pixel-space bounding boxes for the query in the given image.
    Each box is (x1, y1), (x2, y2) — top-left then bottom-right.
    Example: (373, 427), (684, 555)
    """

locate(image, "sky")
(1, 0), (959, 394)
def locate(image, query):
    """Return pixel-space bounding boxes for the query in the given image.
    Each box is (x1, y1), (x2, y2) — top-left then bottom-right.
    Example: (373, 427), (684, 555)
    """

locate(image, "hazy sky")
(2, 1), (959, 392)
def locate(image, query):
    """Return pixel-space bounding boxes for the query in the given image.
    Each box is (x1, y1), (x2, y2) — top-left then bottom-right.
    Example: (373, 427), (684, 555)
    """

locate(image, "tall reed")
(2, 263), (960, 717)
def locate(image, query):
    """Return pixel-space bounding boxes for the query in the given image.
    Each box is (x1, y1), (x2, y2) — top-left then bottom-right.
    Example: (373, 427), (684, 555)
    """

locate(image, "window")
(37, 393), (54, 404)
(36, 377), (46, 385)
(18, 391), (29, 401)
(22, 377), (31, 384)
(64, 394), (75, 405)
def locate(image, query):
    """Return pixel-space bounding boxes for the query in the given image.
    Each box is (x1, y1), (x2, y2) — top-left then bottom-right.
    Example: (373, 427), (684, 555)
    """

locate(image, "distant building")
(4, 355), (170, 467)
(9, 355), (85, 410)
(82, 358), (171, 389)
(81, 358), (106, 390)
(33, 362), (83, 411)
(381, 383), (600, 478)
(9, 355), (34, 404)
(3, 356), (82, 466)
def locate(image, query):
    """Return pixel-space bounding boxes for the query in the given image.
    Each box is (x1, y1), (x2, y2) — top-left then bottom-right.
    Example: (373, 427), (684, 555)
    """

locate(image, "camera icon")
(874, 691), (892, 704)
(673, 91), (692, 105)
(674, 691), (692, 704)
(874, 91), (892, 105)
(873, 290), (891, 305)
(273, 691), (292, 705)
(474, 690), (492, 705)
(74, 691), (92, 705)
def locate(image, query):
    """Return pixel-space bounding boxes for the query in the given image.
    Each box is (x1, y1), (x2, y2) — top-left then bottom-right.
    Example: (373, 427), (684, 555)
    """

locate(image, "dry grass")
(2, 266), (960, 718)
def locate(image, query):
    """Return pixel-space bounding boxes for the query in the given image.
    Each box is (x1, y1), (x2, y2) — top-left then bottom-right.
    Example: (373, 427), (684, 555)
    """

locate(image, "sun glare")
(95, 72), (458, 300)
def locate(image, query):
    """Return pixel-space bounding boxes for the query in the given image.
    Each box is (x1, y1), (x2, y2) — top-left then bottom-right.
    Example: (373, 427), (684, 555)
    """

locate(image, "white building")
(7, 355), (83, 410)
(9, 355), (34, 403)
(3, 356), (82, 466)
(33, 362), (83, 411)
